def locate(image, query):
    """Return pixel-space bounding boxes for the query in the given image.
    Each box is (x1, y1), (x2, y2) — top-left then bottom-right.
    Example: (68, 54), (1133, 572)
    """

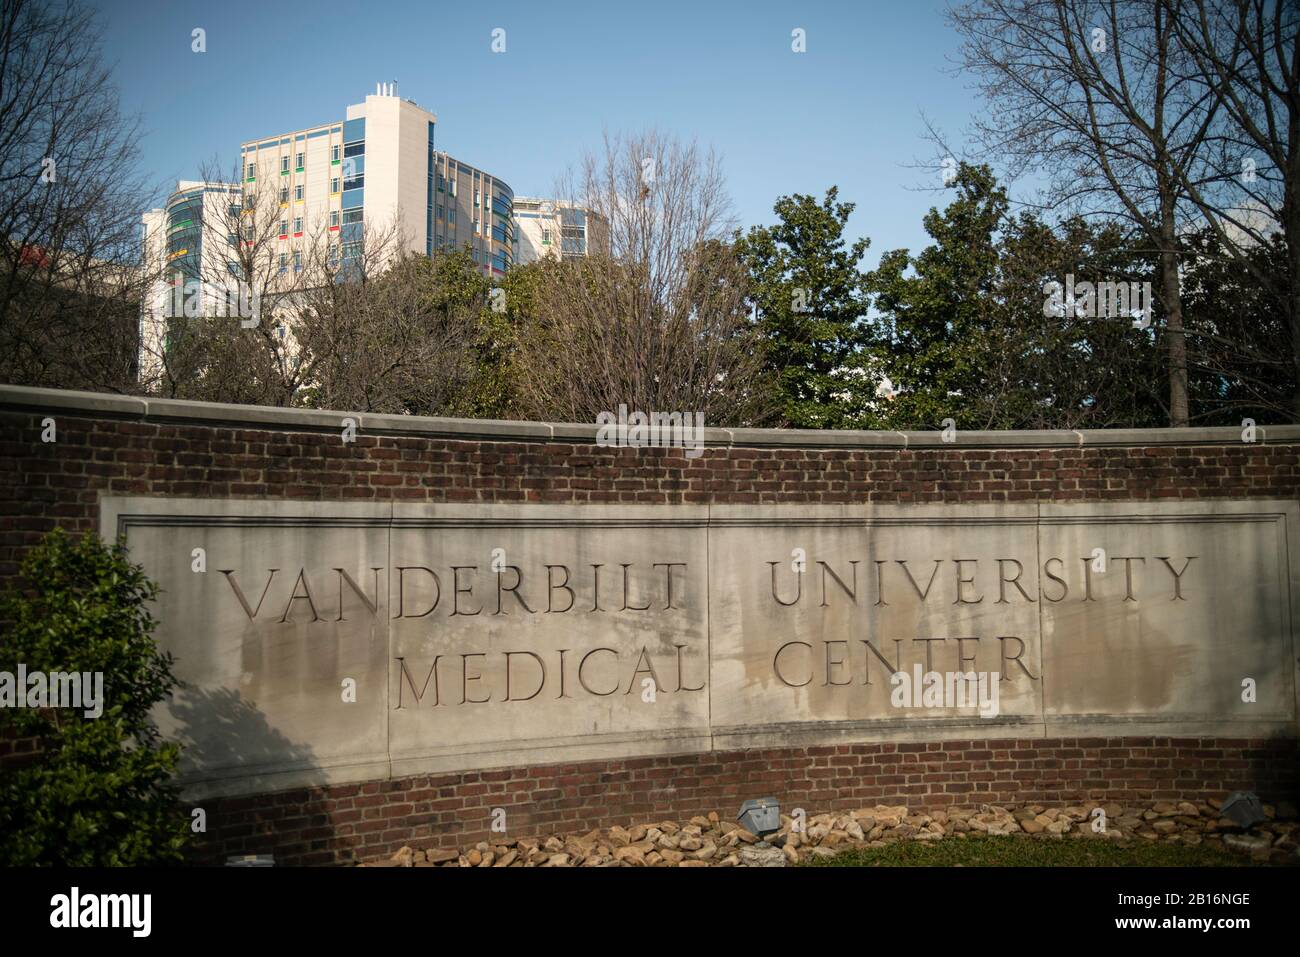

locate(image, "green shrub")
(0, 528), (190, 865)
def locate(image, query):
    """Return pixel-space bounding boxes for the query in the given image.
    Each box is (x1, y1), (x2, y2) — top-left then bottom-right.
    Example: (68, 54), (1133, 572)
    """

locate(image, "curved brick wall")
(1, 385), (1298, 864)
(195, 737), (1297, 865)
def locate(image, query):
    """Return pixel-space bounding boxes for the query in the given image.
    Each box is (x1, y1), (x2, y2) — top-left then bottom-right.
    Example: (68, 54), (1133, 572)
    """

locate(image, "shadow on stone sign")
(166, 686), (321, 790)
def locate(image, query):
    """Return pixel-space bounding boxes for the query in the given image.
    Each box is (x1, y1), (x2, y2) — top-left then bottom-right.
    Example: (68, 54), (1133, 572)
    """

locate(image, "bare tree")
(0, 0), (154, 392)
(1163, 0), (1299, 417)
(950, 0), (1230, 425)
(139, 156), (412, 407)
(512, 130), (775, 426)
(293, 246), (485, 414)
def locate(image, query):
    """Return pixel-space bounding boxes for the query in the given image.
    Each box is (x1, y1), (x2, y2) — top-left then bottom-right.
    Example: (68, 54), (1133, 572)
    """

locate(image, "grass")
(801, 834), (1251, 867)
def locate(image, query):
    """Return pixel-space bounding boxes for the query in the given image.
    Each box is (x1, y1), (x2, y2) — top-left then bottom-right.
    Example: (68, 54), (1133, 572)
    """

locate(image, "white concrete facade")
(242, 84), (516, 276)
(239, 118), (345, 272)
(512, 197), (606, 265)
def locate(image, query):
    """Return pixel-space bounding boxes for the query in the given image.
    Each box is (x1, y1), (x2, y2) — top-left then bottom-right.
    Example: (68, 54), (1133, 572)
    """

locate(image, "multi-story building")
(139, 180), (243, 381)
(512, 197), (607, 265)
(138, 86), (520, 385)
(141, 180), (243, 305)
(237, 83), (515, 276)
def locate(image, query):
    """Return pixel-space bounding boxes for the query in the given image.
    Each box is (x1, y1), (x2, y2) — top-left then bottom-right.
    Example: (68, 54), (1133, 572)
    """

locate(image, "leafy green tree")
(0, 529), (190, 865)
(866, 163), (1169, 430)
(736, 188), (873, 428)
(1181, 228), (1296, 424)
(450, 258), (544, 420)
(866, 164), (1007, 430)
(988, 212), (1166, 429)
(415, 244), (492, 318)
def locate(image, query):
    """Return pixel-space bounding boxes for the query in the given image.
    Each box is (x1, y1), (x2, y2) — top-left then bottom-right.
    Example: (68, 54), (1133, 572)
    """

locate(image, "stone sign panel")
(100, 498), (1300, 799)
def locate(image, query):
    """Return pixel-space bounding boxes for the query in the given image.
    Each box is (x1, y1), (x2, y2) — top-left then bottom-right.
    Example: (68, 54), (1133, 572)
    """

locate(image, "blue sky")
(96, 0), (982, 268)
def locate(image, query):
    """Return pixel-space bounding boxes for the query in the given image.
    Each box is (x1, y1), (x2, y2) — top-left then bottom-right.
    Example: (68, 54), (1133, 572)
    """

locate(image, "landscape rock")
(391, 846), (416, 867)
(1223, 833), (1273, 854)
(360, 799), (1300, 868)
(739, 844), (786, 867)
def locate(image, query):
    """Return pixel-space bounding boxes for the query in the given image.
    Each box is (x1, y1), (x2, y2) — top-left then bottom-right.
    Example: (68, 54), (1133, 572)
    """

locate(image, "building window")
(278, 252), (287, 270)
(343, 163), (364, 190)
(280, 156), (289, 174)
(246, 162), (256, 179)
(295, 152), (304, 170)
(279, 187), (289, 203)
(279, 219), (288, 235)
(243, 224), (254, 241)
(448, 208), (456, 225)
(331, 144), (340, 163)
(293, 216), (302, 233)
(293, 250), (302, 270)
(295, 185), (304, 201)
(436, 205), (443, 220)
(342, 208), (363, 225)
(330, 177), (340, 193)
(330, 210), (339, 227)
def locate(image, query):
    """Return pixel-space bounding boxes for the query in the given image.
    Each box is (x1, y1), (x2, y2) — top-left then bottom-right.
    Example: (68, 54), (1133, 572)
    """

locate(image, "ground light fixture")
(1220, 792), (1267, 828)
(737, 798), (781, 837)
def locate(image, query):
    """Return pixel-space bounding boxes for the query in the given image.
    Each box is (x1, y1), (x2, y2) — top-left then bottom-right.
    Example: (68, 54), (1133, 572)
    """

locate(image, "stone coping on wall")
(3, 383), (1296, 449)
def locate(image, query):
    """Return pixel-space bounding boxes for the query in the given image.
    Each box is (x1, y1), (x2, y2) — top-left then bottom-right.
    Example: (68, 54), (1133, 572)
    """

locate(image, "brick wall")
(196, 737), (1298, 866)
(2, 386), (1298, 863)
(4, 397), (1300, 577)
